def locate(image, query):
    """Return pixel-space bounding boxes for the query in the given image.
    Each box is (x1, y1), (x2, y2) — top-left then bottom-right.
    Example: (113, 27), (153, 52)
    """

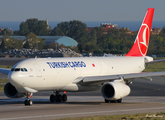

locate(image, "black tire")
(110, 100), (117, 103)
(24, 100), (28, 106)
(62, 94), (67, 102)
(56, 94), (62, 102)
(104, 99), (110, 103)
(50, 94), (55, 102)
(117, 98), (122, 103)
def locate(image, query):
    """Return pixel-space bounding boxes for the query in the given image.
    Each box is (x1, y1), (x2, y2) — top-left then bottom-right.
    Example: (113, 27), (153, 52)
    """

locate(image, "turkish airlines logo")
(137, 23), (149, 56)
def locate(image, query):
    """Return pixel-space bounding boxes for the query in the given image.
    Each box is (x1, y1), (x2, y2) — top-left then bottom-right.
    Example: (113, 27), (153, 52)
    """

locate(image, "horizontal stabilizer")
(146, 59), (165, 63)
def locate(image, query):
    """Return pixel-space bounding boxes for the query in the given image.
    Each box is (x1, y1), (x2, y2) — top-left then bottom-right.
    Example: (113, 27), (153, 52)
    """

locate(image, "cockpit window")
(11, 68), (28, 72)
(15, 68), (20, 71)
(21, 68), (28, 72)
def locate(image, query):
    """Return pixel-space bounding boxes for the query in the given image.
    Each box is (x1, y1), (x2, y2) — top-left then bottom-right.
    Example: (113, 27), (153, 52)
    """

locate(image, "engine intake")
(4, 82), (25, 98)
(101, 80), (130, 100)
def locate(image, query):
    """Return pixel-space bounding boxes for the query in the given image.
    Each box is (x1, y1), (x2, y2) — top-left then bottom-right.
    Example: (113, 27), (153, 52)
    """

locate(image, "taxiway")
(0, 95), (165, 120)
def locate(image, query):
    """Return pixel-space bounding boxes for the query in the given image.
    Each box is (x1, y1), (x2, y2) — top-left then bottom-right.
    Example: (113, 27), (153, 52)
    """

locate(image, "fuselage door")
(33, 64), (42, 77)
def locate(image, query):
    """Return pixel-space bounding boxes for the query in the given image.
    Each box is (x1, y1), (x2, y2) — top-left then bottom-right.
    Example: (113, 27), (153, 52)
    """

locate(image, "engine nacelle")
(101, 80), (131, 100)
(4, 82), (25, 98)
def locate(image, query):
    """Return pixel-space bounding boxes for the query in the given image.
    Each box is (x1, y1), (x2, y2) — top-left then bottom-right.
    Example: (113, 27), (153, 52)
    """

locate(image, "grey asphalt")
(0, 58), (165, 119)
(0, 96), (165, 120)
(0, 58), (26, 66)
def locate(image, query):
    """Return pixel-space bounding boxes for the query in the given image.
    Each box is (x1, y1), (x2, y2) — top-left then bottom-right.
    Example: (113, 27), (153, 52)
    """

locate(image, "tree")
(0, 39), (5, 52)
(52, 20), (88, 45)
(23, 40), (30, 49)
(12, 38), (23, 49)
(37, 37), (46, 50)
(1, 28), (13, 35)
(88, 29), (97, 45)
(25, 32), (46, 50)
(19, 18), (48, 36)
(1, 35), (12, 50)
(19, 22), (30, 36)
(26, 32), (38, 49)
(94, 26), (105, 40)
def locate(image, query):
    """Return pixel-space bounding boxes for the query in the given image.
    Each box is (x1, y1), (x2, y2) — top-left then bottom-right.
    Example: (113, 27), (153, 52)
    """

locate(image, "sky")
(0, 0), (165, 21)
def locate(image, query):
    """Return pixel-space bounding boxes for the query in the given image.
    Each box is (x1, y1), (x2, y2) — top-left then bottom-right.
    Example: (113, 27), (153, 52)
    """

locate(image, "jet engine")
(4, 82), (25, 98)
(101, 80), (131, 100)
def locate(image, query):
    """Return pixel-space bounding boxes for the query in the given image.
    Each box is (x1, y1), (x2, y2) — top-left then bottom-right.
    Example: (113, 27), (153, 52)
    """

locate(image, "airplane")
(0, 8), (164, 106)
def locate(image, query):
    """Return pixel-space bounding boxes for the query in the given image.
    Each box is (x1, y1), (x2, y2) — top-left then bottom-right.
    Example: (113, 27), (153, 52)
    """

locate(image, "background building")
(45, 36), (78, 47)
(0, 36), (78, 47)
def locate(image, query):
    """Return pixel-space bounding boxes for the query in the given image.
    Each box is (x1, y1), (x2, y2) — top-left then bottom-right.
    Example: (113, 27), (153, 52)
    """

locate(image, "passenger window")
(21, 68), (24, 71)
(15, 68), (20, 71)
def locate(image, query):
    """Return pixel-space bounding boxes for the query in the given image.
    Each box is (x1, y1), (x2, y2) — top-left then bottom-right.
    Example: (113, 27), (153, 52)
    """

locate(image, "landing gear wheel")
(50, 91), (68, 103)
(62, 94), (67, 102)
(50, 94), (55, 102)
(24, 100), (33, 106)
(56, 94), (62, 102)
(110, 100), (117, 103)
(117, 98), (122, 103)
(24, 100), (28, 106)
(28, 100), (33, 106)
(104, 99), (110, 103)
(24, 93), (33, 106)
(109, 99), (122, 103)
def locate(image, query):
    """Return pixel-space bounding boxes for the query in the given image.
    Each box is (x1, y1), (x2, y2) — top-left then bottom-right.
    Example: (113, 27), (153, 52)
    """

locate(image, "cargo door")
(33, 63), (42, 77)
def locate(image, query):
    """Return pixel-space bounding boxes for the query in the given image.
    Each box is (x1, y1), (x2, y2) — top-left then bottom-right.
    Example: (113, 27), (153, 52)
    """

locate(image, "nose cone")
(8, 72), (24, 88)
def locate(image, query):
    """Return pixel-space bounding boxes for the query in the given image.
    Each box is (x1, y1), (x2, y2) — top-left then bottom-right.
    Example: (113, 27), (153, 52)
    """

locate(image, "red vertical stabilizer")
(125, 8), (154, 56)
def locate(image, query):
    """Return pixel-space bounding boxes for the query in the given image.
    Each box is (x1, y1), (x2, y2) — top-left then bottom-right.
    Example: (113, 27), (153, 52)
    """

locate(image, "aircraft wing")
(73, 71), (165, 85)
(0, 68), (11, 74)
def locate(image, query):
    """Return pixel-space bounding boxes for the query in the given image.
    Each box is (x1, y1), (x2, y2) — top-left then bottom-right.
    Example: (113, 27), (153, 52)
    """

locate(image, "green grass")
(0, 78), (8, 83)
(56, 112), (165, 120)
(0, 79), (8, 92)
(0, 85), (4, 91)
(144, 62), (165, 72)
(0, 65), (11, 92)
(144, 57), (165, 72)
(0, 65), (12, 69)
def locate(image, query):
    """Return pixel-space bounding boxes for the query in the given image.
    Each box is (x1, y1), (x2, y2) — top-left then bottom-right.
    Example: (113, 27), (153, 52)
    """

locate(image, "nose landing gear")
(24, 93), (33, 106)
(50, 91), (67, 103)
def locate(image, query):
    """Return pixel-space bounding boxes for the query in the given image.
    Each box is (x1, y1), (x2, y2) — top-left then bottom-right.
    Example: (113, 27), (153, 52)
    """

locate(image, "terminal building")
(44, 36), (78, 46)
(0, 36), (78, 47)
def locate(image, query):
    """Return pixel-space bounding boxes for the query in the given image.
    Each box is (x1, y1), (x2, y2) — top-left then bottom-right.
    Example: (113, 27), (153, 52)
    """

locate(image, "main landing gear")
(50, 91), (67, 103)
(24, 93), (33, 106)
(104, 98), (122, 103)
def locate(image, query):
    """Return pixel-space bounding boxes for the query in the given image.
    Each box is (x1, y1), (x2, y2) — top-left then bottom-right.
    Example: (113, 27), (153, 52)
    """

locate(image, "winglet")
(125, 8), (154, 56)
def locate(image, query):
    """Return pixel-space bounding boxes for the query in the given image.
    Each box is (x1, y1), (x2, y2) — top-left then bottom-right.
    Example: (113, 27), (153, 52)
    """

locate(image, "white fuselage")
(8, 56), (147, 93)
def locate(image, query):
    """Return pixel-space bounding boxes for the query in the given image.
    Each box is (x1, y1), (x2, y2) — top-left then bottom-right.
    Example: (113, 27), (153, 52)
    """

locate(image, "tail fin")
(125, 8), (154, 56)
